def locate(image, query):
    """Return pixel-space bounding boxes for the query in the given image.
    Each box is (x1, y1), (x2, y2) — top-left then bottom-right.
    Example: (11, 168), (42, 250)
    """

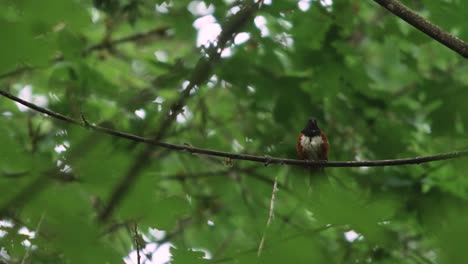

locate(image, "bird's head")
(301, 117), (321, 137)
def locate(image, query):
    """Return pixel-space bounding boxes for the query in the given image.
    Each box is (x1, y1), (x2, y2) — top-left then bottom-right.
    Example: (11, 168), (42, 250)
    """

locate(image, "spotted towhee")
(296, 117), (329, 166)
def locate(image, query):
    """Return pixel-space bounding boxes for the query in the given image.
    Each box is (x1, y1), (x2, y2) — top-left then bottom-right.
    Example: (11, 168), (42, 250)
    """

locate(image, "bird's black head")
(301, 117), (321, 137)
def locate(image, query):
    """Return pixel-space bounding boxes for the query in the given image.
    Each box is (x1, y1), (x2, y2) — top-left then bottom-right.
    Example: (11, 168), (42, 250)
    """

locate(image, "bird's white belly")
(300, 135), (323, 160)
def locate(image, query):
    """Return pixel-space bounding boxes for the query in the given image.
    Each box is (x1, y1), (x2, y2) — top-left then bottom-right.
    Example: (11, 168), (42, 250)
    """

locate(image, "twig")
(257, 176), (278, 256)
(133, 223), (141, 264)
(373, 0), (468, 58)
(248, 171), (294, 195)
(84, 27), (170, 54)
(21, 213), (45, 264)
(1, 88), (468, 169)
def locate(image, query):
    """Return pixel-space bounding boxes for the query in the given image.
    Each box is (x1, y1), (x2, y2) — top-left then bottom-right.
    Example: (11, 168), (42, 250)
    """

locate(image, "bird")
(296, 117), (329, 170)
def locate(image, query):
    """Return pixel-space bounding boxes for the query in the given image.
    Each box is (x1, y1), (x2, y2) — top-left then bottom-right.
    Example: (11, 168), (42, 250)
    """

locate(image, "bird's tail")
(308, 166), (326, 186)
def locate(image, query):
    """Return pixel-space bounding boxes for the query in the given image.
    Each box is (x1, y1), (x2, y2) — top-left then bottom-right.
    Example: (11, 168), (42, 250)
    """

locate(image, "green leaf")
(56, 29), (85, 59)
(170, 246), (209, 264)
(0, 20), (52, 73)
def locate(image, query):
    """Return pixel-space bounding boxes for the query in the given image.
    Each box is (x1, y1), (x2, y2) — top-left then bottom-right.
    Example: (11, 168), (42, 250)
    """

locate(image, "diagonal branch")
(97, 0), (264, 222)
(2, 88), (468, 168)
(373, 0), (468, 58)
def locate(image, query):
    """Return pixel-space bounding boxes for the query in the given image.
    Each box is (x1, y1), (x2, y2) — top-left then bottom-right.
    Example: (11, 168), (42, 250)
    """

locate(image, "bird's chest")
(300, 135), (324, 160)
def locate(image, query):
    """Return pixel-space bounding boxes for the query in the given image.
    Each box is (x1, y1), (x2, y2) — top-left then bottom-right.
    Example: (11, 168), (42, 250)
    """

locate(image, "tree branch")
(96, 0), (264, 222)
(1, 88), (468, 170)
(133, 222), (141, 264)
(372, 0), (468, 58)
(83, 26), (170, 55)
(0, 27), (170, 79)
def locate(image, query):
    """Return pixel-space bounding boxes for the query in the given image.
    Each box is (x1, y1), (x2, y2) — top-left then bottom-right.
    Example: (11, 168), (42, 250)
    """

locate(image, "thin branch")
(248, 171), (294, 196)
(373, 0), (468, 58)
(257, 176), (278, 256)
(21, 213), (45, 264)
(1, 88), (468, 169)
(133, 223), (141, 264)
(84, 27), (170, 55)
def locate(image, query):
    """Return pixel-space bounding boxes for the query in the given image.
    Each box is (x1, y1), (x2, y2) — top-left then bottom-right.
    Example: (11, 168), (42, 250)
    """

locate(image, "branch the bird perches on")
(1, 88), (467, 168)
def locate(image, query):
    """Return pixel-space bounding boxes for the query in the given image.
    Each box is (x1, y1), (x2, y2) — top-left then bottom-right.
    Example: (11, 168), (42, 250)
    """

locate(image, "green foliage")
(170, 247), (209, 264)
(1, 0), (467, 263)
